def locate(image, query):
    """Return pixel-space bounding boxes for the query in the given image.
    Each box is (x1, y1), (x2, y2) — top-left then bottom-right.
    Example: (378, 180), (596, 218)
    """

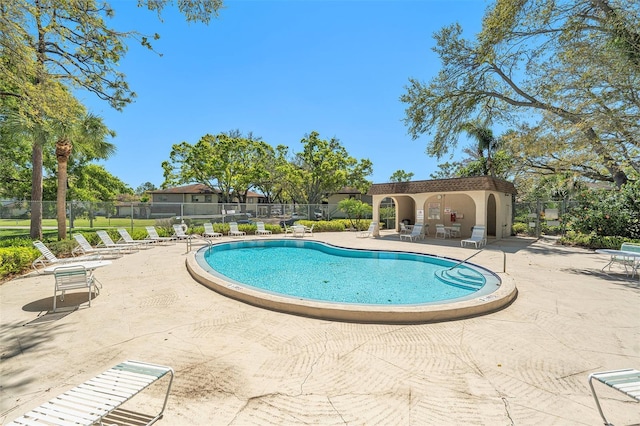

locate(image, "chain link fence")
(2, 199), (578, 238)
(0, 200), (375, 234)
(513, 200), (580, 238)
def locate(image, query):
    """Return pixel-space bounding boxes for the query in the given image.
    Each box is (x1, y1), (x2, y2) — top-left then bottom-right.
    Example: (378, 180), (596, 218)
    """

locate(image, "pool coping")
(185, 242), (518, 324)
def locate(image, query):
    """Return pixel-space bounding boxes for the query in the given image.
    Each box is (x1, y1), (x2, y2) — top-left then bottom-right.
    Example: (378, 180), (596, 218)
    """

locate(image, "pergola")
(368, 176), (517, 240)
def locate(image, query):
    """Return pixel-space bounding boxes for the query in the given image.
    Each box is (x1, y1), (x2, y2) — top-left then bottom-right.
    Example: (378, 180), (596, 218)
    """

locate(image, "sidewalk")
(1, 233), (638, 425)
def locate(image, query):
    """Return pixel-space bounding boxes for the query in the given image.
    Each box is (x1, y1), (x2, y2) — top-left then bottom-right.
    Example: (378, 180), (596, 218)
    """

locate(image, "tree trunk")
(56, 138), (72, 240)
(30, 141), (43, 240)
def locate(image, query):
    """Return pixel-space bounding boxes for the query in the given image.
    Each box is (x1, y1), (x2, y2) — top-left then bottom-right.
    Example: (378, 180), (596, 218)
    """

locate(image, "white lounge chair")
(400, 224), (424, 241)
(255, 222), (272, 236)
(117, 228), (155, 248)
(588, 368), (640, 426)
(228, 222), (246, 238)
(203, 222), (223, 238)
(172, 224), (193, 240)
(357, 222), (377, 238)
(52, 265), (97, 312)
(145, 226), (176, 244)
(7, 360), (174, 426)
(461, 226), (487, 248)
(32, 240), (102, 272)
(73, 234), (125, 258)
(96, 230), (139, 252)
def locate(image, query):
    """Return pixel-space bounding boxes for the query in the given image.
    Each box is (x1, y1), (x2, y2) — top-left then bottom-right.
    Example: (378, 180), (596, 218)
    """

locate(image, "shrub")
(565, 181), (640, 238)
(559, 231), (637, 249)
(511, 222), (528, 235)
(0, 247), (38, 279)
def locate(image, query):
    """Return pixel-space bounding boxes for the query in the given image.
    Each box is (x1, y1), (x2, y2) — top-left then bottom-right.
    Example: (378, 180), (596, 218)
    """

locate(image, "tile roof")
(368, 176), (517, 195)
(151, 183), (216, 194)
(151, 184), (265, 198)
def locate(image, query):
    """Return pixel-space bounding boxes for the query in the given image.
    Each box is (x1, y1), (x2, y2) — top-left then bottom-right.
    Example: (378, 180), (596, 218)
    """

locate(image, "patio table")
(595, 249), (640, 279)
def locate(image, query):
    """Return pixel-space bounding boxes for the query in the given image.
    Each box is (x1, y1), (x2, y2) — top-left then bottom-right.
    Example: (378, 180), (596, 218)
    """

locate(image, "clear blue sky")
(80, 0), (488, 190)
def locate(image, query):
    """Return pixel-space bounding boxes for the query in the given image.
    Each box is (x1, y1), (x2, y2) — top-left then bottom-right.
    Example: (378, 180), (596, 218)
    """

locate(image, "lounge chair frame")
(117, 228), (155, 248)
(461, 226), (487, 248)
(356, 222), (377, 238)
(145, 226), (176, 244)
(203, 223), (224, 238)
(588, 368), (640, 425)
(7, 360), (174, 426)
(228, 222), (246, 238)
(73, 234), (124, 258)
(400, 224), (424, 241)
(32, 240), (102, 273)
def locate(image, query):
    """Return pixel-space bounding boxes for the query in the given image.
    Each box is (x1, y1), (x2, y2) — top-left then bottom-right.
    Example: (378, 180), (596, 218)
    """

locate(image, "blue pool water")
(200, 240), (496, 305)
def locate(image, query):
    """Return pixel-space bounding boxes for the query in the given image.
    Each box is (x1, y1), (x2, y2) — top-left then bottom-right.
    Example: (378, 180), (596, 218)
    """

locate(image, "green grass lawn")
(0, 217), (158, 228)
(0, 217), (160, 240)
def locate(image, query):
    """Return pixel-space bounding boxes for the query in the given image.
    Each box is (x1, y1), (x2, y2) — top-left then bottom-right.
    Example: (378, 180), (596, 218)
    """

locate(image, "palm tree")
(54, 113), (115, 240)
(461, 122), (498, 177)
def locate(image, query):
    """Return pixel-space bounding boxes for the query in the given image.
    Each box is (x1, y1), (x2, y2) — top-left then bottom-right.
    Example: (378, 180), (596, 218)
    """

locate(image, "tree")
(162, 133), (271, 203)
(135, 182), (157, 195)
(566, 181), (640, 238)
(291, 131), (373, 204)
(0, 0), (224, 239)
(0, 117), (32, 199)
(389, 170), (414, 182)
(337, 198), (373, 230)
(401, 0), (640, 188)
(54, 113), (115, 240)
(460, 122), (497, 177)
(70, 164), (132, 202)
(251, 144), (290, 204)
(430, 161), (464, 180)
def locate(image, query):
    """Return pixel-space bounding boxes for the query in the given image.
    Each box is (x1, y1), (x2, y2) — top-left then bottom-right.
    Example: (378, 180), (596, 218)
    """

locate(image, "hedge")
(0, 247), (39, 280)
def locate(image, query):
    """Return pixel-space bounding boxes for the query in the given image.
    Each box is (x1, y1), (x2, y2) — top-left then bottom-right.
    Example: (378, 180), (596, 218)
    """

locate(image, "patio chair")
(228, 222), (246, 238)
(73, 234), (125, 258)
(96, 230), (139, 252)
(461, 226), (487, 248)
(255, 222), (272, 236)
(435, 224), (451, 239)
(203, 222), (223, 238)
(304, 223), (314, 236)
(145, 226), (176, 244)
(52, 265), (97, 312)
(282, 224), (295, 236)
(117, 228), (155, 248)
(400, 224), (424, 241)
(449, 223), (462, 238)
(399, 223), (411, 235)
(588, 368), (640, 426)
(32, 240), (102, 272)
(356, 222), (377, 238)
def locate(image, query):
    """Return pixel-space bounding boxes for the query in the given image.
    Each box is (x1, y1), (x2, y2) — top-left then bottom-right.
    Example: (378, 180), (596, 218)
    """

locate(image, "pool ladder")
(185, 234), (214, 253)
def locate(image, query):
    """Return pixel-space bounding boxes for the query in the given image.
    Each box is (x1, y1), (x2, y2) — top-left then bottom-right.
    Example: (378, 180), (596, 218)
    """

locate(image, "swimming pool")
(187, 239), (517, 323)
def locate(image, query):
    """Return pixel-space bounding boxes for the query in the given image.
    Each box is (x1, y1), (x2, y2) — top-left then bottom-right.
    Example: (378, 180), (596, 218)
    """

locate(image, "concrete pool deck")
(1, 232), (638, 425)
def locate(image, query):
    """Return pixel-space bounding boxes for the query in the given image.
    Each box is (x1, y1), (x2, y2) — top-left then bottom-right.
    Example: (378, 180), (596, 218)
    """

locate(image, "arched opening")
(487, 194), (497, 237)
(393, 195), (416, 230)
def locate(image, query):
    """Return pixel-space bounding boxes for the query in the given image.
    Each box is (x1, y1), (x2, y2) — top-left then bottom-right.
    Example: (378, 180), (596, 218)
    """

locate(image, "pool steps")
(434, 268), (485, 291)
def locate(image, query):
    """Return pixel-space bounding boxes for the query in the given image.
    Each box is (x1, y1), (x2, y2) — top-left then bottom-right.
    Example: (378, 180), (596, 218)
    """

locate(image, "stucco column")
(372, 194), (383, 237)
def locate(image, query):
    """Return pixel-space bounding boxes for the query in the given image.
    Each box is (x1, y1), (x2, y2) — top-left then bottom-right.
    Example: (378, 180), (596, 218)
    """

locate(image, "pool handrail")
(448, 248), (507, 273)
